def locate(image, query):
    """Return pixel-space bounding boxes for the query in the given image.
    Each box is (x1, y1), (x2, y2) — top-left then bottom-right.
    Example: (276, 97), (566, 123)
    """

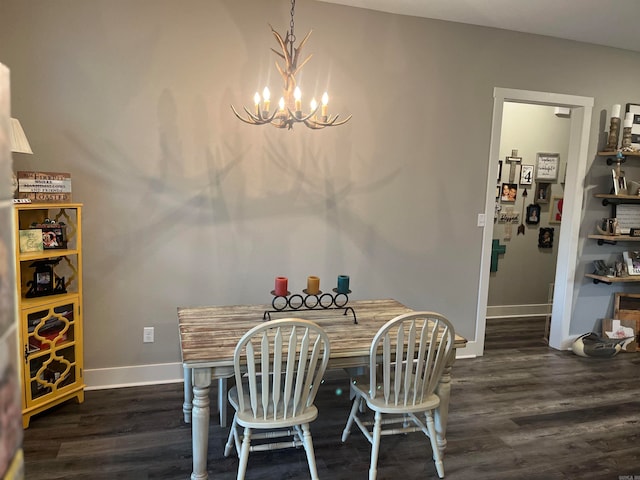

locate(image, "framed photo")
(526, 204), (541, 225)
(500, 182), (517, 202)
(535, 182), (551, 204)
(520, 165), (534, 185)
(538, 227), (554, 249)
(31, 223), (67, 249)
(495, 186), (500, 198)
(550, 196), (563, 224)
(612, 168), (628, 195)
(535, 153), (559, 181)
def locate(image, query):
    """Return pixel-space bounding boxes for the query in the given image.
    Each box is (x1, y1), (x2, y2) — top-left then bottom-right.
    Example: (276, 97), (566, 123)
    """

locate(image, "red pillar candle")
(307, 276), (320, 295)
(337, 275), (350, 294)
(275, 276), (288, 296)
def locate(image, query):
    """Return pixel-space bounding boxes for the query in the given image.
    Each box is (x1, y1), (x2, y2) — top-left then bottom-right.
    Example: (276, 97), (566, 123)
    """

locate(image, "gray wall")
(488, 103), (569, 306)
(1, 0), (640, 374)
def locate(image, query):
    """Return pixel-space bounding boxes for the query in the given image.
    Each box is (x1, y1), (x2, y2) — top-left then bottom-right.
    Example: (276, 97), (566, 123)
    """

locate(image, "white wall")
(2, 0), (640, 384)
(488, 103), (569, 307)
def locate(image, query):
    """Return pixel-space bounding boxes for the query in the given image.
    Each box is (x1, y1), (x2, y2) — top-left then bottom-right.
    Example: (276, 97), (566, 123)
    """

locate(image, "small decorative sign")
(535, 153), (559, 181)
(19, 229), (43, 253)
(498, 211), (520, 224)
(17, 171), (72, 203)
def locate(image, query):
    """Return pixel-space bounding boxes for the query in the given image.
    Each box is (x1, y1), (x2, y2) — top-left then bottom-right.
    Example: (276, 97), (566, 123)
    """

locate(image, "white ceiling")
(317, 0), (640, 53)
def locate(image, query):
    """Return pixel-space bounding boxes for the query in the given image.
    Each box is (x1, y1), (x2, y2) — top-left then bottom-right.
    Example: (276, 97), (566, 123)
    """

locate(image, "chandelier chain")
(289, 0), (296, 43)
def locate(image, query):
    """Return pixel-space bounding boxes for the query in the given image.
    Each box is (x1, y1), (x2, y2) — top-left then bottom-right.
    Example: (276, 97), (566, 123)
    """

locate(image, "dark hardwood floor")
(23, 317), (640, 479)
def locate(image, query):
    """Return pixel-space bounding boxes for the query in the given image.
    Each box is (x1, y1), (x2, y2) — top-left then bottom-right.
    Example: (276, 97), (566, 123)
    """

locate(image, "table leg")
(434, 355), (455, 456)
(191, 367), (212, 480)
(218, 378), (227, 427)
(183, 366), (193, 423)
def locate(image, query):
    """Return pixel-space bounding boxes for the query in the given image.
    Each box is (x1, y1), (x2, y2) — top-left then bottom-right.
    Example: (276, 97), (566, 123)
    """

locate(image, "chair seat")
(351, 374), (441, 414)
(229, 383), (318, 429)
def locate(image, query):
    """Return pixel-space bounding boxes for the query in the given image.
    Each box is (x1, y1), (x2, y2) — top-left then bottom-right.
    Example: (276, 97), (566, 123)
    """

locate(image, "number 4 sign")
(520, 164), (534, 185)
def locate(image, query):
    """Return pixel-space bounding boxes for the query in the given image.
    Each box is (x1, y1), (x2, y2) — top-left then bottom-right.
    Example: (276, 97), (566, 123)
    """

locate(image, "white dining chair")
(341, 312), (455, 479)
(224, 318), (331, 480)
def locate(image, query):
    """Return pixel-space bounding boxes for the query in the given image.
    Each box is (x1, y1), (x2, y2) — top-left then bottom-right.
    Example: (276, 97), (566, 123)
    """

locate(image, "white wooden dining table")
(178, 298), (467, 480)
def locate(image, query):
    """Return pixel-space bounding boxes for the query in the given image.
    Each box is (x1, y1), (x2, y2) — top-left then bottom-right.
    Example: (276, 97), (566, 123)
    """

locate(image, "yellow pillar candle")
(307, 276), (320, 295)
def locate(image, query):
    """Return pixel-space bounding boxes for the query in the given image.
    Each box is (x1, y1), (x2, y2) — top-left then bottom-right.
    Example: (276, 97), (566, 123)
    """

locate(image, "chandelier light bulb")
(294, 87), (302, 113)
(279, 97), (285, 111)
(310, 98), (318, 112)
(254, 92), (261, 115)
(262, 87), (271, 112)
(321, 92), (329, 117)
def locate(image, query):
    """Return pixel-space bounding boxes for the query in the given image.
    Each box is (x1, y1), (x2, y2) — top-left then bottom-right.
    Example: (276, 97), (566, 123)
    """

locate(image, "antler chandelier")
(231, 0), (351, 130)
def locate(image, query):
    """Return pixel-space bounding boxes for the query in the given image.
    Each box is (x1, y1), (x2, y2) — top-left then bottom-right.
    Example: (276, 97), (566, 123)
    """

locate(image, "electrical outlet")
(143, 327), (154, 343)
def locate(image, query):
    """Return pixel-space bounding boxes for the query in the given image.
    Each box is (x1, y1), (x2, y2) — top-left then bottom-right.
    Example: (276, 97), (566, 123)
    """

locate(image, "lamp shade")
(10, 117), (32, 154)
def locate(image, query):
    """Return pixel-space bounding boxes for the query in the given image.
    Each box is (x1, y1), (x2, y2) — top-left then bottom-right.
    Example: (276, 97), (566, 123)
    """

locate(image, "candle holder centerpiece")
(264, 275), (356, 323)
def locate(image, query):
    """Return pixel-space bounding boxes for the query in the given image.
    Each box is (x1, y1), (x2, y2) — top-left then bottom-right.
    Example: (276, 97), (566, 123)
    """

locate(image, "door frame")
(472, 87), (593, 356)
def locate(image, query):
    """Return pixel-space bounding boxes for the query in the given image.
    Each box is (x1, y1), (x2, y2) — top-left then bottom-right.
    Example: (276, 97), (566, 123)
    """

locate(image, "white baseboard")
(84, 362), (184, 390)
(486, 303), (551, 319)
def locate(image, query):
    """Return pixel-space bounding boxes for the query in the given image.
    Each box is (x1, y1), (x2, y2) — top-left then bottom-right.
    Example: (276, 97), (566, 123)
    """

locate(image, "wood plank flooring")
(23, 317), (640, 479)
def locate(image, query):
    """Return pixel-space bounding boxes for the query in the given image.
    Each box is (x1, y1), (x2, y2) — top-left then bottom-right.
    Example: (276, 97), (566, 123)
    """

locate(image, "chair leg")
(237, 426), (251, 480)
(224, 413), (238, 457)
(426, 411), (444, 478)
(300, 423), (320, 480)
(369, 411), (382, 480)
(342, 393), (362, 442)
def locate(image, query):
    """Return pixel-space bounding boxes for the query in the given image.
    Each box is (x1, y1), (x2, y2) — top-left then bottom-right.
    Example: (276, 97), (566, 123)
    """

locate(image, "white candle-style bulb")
(310, 98), (318, 112)
(278, 97), (285, 111)
(321, 92), (329, 117)
(612, 104), (621, 118)
(294, 87), (302, 112)
(254, 92), (261, 114)
(262, 87), (271, 112)
(625, 112), (634, 128)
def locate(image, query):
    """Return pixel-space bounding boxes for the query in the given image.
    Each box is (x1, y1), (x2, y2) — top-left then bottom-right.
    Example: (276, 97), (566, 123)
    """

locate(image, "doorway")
(471, 88), (594, 357)
(486, 102), (569, 335)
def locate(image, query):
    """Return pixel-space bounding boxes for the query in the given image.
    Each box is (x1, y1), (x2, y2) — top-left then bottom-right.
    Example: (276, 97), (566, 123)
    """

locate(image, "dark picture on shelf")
(41, 226), (66, 249)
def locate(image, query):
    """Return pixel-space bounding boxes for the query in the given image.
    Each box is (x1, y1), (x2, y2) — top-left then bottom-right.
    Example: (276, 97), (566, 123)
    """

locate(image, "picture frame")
(550, 196), (563, 224)
(526, 204), (541, 225)
(497, 160), (503, 182)
(31, 223), (67, 249)
(535, 182), (551, 204)
(500, 182), (517, 202)
(520, 164), (534, 185)
(535, 153), (559, 181)
(538, 227), (554, 249)
(495, 186), (500, 198)
(612, 168), (628, 195)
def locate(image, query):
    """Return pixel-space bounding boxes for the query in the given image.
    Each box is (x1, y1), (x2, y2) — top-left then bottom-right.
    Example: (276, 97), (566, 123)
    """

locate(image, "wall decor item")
(535, 153), (559, 181)
(526, 204), (541, 225)
(605, 104), (622, 151)
(623, 251), (640, 275)
(615, 204), (640, 234)
(625, 103), (640, 150)
(550, 196), (563, 224)
(19, 229), (43, 253)
(535, 182), (551, 204)
(500, 182), (517, 202)
(519, 164), (533, 185)
(612, 168), (628, 195)
(538, 227), (554, 248)
(517, 188), (528, 235)
(16, 171), (72, 203)
(497, 160), (503, 182)
(30, 223), (66, 249)
(498, 211), (520, 224)
(490, 239), (506, 272)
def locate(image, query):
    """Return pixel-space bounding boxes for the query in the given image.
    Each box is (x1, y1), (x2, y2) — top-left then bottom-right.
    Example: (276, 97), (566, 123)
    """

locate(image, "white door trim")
(471, 87), (594, 357)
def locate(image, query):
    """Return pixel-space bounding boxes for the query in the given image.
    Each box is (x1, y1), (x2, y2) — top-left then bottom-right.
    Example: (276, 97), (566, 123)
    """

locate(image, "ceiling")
(317, 0), (640, 53)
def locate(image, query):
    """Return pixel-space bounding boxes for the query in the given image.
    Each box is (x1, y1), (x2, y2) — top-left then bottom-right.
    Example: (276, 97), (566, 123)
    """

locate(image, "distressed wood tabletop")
(178, 299), (467, 369)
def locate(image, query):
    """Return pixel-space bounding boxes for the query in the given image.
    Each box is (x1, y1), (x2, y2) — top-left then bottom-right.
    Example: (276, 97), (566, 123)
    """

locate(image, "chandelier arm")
(310, 114), (353, 127)
(231, 105), (259, 125)
(269, 48), (286, 61)
(286, 106), (319, 122)
(303, 119), (326, 130)
(293, 30), (313, 66)
(271, 28), (292, 64)
(291, 54), (313, 77)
